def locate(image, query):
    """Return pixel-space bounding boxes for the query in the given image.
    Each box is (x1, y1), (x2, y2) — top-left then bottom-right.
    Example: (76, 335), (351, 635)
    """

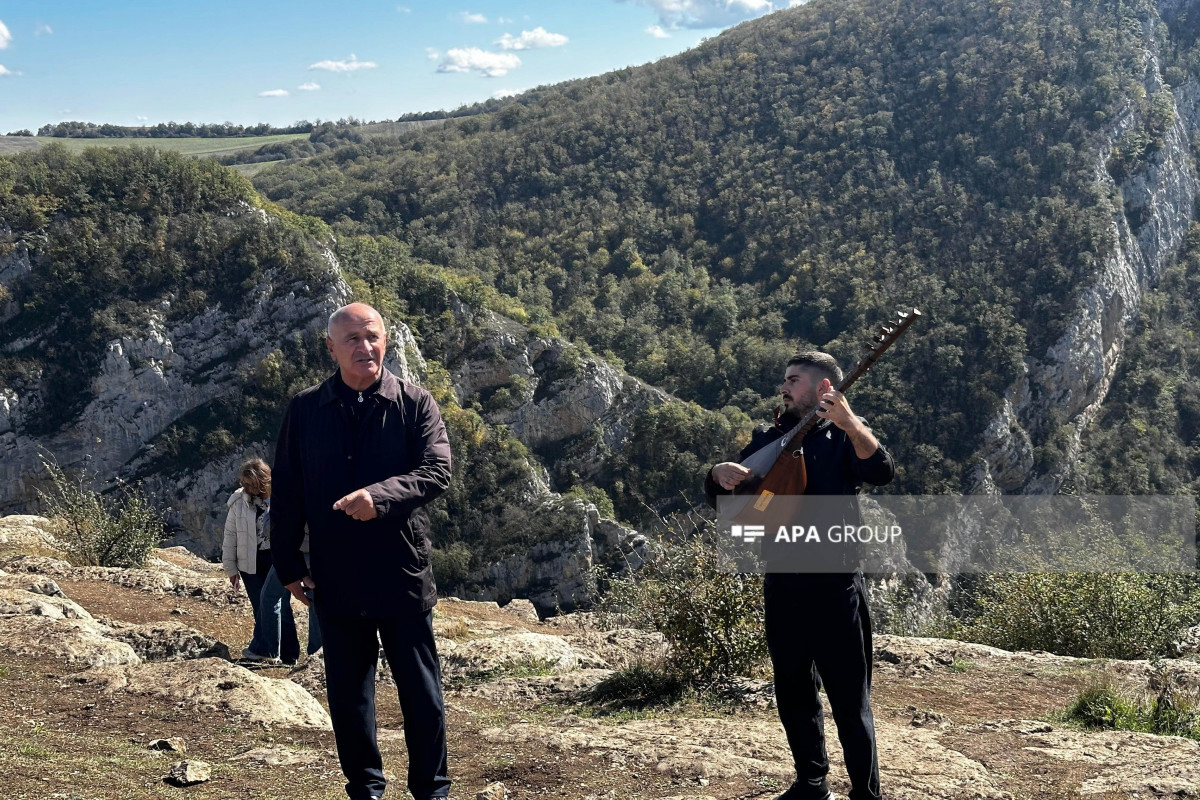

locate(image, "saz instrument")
(719, 308), (921, 524)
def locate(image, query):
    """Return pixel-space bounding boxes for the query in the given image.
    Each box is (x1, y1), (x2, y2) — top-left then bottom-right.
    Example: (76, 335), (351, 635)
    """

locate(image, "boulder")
(0, 515), (61, 551)
(500, 599), (541, 624)
(455, 669), (614, 703)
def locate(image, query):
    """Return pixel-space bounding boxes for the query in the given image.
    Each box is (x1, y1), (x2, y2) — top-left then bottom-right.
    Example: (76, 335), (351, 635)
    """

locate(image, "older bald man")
(271, 303), (453, 800)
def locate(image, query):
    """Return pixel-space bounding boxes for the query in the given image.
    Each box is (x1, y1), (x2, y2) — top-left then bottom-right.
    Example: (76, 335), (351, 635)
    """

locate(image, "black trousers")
(764, 573), (880, 800)
(317, 607), (450, 800)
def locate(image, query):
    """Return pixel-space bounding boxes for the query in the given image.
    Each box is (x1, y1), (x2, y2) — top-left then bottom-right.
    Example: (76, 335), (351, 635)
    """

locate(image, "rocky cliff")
(0, 195), (665, 608)
(975, 0), (1200, 498)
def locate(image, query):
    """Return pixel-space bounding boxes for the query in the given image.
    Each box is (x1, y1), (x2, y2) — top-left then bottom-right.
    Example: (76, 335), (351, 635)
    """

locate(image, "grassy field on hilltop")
(0, 133), (307, 157)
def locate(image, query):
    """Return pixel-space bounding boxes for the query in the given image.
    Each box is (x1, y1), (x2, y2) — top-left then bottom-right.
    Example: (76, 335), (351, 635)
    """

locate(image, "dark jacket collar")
(317, 368), (405, 408)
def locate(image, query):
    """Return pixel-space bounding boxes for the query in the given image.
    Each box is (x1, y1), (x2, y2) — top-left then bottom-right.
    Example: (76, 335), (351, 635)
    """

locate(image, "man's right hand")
(712, 462), (751, 491)
(285, 576), (316, 608)
(229, 574), (241, 591)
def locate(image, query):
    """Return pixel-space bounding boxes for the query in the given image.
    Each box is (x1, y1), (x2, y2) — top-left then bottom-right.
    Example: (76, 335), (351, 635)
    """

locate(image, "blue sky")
(0, 1), (802, 134)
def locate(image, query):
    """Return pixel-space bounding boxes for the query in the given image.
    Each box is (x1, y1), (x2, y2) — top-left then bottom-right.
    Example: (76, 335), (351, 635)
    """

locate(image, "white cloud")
(628, 0), (775, 30)
(309, 54), (378, 72)
(397, 5), (412, 11)
(136, 115), (149, 121)
(496, 27), (568, 50)
(259, 89), (289, 97)
(35, 23), (53, 36)
(0, 64), (19, 76)
(788, 0), (806, 5)
(426, 47), (440, 60)
(492, 88), (524, 99)
(497, 16), (514, 23)
(646, 24), (670, 38)
(459, 11), (488, 24)
(298, 82), (320, 91)
(0, 20), (12, 49)
(438, 47), (520, 77)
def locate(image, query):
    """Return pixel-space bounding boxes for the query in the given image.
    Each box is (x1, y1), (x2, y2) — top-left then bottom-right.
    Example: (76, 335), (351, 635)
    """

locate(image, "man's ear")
(325, 336), (335, 362)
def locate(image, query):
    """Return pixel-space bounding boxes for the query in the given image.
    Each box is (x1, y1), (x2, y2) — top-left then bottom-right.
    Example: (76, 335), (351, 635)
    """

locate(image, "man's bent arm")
(270, 396), (310, 587)
(365, 389), (453, 519)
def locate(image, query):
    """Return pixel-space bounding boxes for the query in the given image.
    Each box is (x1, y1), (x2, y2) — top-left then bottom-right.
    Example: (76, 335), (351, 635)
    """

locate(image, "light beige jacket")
(222, 488), (263, 576)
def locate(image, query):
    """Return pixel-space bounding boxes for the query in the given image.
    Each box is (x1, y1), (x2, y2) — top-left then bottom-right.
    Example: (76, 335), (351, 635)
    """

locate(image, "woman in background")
(221, 458), (296, 663)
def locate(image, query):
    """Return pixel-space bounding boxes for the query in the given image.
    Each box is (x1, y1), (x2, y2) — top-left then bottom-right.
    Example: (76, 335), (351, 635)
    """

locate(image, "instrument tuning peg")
(878, 325), (895, 336)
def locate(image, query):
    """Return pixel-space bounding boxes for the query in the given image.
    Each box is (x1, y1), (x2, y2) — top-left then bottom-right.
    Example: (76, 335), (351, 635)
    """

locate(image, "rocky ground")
(1, 514), (1198, 800)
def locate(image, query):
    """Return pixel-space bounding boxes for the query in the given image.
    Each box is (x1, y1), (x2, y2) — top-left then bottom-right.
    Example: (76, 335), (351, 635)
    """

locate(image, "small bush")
(1065, 683), (1145, 731)
(599, 518), (767, 687)
(586, 664), (688, 712)
(1065, 678), (1200, 740)
(955, 573), (1200, 659)
(37, 456), (166, 569)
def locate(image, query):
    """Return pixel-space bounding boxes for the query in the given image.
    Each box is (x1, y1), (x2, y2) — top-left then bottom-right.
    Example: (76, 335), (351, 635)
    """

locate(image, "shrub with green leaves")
(956, 573), (1200, 659)
(37, 457), (166, 569)
(1065, 678), (1200, 740)
(600, 521), (767, 686)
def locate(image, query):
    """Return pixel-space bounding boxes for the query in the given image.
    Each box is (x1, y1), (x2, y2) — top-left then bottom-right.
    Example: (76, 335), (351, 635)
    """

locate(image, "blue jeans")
(257, 562), (322, 660)
(240, 569), (270, 657)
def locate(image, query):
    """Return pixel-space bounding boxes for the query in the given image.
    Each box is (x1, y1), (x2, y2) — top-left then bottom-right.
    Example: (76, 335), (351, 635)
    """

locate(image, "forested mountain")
(255, 0), (1200, 496)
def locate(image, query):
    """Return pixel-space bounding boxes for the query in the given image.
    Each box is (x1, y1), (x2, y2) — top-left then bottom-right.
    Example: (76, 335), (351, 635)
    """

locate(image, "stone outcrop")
(462, 499), (648, 615)
(83, 658), (331, 729)
(0, 615), (141, 668)
(440, 631), (608, 680)
(107, 621), (231, 663)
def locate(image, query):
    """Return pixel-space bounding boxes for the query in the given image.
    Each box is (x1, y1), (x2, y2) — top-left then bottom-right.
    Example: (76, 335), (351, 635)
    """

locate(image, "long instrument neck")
(773, 337), (895, 454)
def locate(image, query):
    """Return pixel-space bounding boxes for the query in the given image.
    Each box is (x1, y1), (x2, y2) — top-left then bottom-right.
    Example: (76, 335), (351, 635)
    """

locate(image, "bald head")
(328, 302), (383, 337)
(326, 303), (387, 390)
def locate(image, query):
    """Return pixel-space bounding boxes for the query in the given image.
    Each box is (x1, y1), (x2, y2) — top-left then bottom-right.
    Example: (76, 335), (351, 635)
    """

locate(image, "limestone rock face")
(976, 9), (1200, 496)
(970, 719), (1200, 798)
(455, 669), (614, 703)
(0, 552), (239, 606)
(560, 628), (670, 670)
(0, 217), (352, 556)
(464, 499), (648, 615)
(0, 515), (61, 551)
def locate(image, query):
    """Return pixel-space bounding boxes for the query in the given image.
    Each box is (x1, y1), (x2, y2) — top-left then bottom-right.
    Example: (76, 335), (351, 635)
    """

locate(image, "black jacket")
(706, 415), (895, 575)
(270, 368), (452, 617)
(706, 415), (894, 506)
